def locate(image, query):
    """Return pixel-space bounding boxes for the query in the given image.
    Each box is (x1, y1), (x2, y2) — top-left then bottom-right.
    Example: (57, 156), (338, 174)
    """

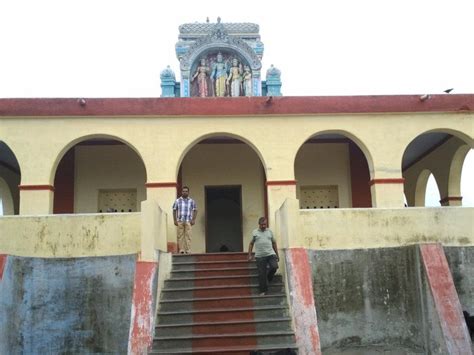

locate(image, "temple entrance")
(205, 186), (242, 253)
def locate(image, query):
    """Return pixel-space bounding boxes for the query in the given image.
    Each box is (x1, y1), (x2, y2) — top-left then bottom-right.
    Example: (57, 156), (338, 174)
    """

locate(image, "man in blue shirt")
(172, 186), (197, 254)
(248, 217), (279, 296)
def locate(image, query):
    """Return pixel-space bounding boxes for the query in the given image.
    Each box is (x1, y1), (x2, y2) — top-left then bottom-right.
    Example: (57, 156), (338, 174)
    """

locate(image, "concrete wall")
(0, 213), (141, 257)
(444, 246), (474, 314)
(0, 254), (136, 354)
(74, 145), (147, 213)
(310, 246), (425, 352)
(298, 207), (474, 249)
(181, 143), (265, 252)
(295, 142), (352, 208)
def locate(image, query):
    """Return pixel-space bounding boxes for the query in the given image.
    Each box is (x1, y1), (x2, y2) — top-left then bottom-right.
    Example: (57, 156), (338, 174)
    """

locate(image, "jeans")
(255, 255), (279, 293)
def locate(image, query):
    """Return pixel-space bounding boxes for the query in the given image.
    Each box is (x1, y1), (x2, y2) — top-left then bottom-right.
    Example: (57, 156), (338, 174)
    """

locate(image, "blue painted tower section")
(160, 66), (177, 98)
(265, 65), (282, 96)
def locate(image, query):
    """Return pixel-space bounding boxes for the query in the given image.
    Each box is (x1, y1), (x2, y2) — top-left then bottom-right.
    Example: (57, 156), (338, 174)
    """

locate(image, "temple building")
(0, 19), (473, 354)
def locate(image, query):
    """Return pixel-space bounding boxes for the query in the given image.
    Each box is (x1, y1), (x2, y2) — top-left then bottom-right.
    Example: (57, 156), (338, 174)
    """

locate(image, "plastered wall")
(74, 145), (146, 213)
(180, 143), (265, 253)
(295, 142), (352, 208)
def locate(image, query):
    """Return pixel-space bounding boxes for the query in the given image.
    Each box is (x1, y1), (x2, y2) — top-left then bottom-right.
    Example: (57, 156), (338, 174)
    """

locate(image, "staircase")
(150, 252), (298, 354)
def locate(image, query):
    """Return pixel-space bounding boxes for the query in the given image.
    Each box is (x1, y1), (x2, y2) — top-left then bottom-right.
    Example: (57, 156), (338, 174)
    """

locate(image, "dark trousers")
(255, 255), (279, 293)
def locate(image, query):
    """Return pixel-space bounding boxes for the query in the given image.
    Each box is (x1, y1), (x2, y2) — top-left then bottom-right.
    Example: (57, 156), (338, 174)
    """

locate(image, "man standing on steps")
(248, 217), (279, 296)
(173, 186), (197, 254)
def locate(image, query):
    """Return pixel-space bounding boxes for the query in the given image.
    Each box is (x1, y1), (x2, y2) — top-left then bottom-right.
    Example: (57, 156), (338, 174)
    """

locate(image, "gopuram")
(160, 18), (282, 97)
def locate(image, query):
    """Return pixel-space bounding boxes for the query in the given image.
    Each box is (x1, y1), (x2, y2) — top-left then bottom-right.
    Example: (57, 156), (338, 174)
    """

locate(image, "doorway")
(205, 186), (243, 252)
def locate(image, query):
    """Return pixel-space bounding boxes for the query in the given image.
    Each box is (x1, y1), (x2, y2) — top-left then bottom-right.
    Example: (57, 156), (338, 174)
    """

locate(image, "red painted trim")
(1, 95), (472, 117)
(0, 254), (7, 280)
(18, 184), (55, 191)
(439, 196), (463, 204)
(286, 248), (321, 354)
(167, 242), (178, 254)
(368, 178), (405, 186)
(419, 244), (472, 353)
(145, 182), (178, 188)
(128, 260), (158, 354)
(266, 180), (297, 186)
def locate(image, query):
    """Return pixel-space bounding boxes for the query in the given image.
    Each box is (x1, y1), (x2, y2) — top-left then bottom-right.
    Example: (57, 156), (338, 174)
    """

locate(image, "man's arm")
(248, 241), (254, 261)
(272, 240), (279, 261)
(191, 209), (197, 225)
(173, 209), (178, 226)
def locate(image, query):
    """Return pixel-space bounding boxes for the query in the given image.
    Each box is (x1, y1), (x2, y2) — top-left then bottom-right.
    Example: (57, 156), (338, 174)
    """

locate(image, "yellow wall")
(74, 145), (147, 213)
(0, 213), (140, 257)
(295, 143), (352, 207)
(0, 111), (472, 214)
(297, 207), (474, 249)
(181, 143), (265, 252)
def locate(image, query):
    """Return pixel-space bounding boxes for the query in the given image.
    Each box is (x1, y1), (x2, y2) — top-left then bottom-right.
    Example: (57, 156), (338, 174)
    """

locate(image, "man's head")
(181, 186), (189, 198)
(258, 217), (267, 230)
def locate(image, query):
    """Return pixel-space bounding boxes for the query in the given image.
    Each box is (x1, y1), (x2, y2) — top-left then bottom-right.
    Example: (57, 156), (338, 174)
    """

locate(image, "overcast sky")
(0, 0), (472, 206)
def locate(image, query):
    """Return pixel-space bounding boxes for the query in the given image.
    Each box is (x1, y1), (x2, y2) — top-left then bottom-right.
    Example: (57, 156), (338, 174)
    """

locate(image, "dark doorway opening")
(205, 186), (243, 253)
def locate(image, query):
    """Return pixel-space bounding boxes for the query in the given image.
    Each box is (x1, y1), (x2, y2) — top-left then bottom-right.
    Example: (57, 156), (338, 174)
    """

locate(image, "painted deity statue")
(227, 58), (243, 97)
(242, 65), (252, 97)
(211, 53), (227, 97)
(192, 58), (210, 97)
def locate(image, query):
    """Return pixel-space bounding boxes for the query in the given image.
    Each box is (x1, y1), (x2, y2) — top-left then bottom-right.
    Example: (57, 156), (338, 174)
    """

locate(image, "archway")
(0, 141), (21, 215)
(402, 130), (473, 207)
(294, 132), (373, 209)
(177, 134), (266, 253)
(53, 136), (147, 213)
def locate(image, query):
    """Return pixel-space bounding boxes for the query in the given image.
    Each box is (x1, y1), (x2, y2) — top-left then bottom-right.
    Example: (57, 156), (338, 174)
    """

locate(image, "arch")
(0, 140), (21, 215)
(181, 41), (261, 72)
(294, 129), (375, 177)
(0, 177), (14, 215)
(425, 173), (442, 207)
(50, 133), (147, 184)
(175, 132), (267, 180)
(448, 145), (471, 198)
(414, 169), (433, 206)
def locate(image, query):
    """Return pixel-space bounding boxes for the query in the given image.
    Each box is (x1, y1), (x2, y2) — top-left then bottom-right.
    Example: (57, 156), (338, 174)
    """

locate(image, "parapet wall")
(0, 213), (141, 257)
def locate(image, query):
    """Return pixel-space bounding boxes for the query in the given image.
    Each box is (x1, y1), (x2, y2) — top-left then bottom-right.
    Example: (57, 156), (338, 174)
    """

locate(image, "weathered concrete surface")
(128, 260), (158, 354)
(285, 248), (321, 355)
(0, 213), (140, 257)
(299, 207), (473, 250)
(420, 244), (472, 354)
(444, 246), (474, 315)
(0, 254), (136, 354)
(311, 246), (425, 353)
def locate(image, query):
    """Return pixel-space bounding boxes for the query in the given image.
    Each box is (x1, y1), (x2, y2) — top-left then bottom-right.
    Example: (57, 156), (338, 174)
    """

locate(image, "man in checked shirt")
(172, 186), (197, 254)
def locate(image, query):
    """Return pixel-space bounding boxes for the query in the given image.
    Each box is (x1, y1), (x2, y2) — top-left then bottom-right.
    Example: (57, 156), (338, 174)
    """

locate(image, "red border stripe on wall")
(439, 196), (462, 204)
(18, 185), (55, 191)
(368, 178), (405, 186)
(266, 180), (297, 186)
(0, 254), (7, 280)
(145, 182), (178, 188)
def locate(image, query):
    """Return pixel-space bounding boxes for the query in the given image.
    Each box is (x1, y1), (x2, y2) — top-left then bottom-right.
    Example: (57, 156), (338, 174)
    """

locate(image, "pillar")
(18, 185), (54, 215)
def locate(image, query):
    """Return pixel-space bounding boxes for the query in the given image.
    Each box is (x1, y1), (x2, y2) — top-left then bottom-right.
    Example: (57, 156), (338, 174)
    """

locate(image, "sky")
(0, 0), (472, 206)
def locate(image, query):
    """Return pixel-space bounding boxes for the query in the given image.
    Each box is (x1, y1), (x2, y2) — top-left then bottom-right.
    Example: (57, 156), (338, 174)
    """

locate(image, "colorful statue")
(191, 58), (210, 97)
(211, 53), (227, 97)
(227, 58), (243, 97)
(242, 65), (252, 97)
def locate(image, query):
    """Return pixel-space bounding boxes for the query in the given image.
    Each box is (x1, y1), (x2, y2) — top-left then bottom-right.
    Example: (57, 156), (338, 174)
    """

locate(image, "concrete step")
(153, 330), (296, 351)
(155, 317), (293, 337)
(173, 252), (250, 262)
(171, 267), (257, 278)
(161, 283), (284, 299)
(172, 259), (255, 271)
(159, 293), (287, 312)
(165, 274), (282, 288)
(149, 343), (298, 354)
(157, 305), (289, 324)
